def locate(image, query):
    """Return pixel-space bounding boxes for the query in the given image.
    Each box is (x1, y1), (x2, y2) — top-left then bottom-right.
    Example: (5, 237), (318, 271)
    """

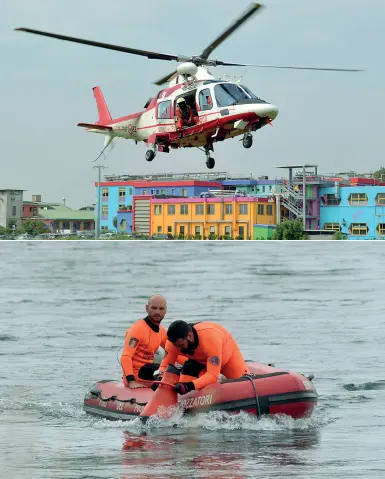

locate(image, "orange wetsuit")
(159, 322), (250, 390)
(176, 104), (196, 130)
(121, 317), (167, 385)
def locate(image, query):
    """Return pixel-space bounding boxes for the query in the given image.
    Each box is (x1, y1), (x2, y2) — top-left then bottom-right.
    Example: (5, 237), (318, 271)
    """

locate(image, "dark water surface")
(0, 242), (384, 478)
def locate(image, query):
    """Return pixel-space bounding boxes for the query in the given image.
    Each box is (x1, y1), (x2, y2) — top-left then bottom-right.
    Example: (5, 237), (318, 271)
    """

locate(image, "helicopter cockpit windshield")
(214, 83), (266, 107)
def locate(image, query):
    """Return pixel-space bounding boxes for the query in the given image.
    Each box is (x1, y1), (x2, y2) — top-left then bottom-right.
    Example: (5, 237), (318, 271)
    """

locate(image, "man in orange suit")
(121, 294), (169, 389)
(157, 320), (250, 395)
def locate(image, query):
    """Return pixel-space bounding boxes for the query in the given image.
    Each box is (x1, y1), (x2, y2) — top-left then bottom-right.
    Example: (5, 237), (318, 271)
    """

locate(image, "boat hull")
(83, 362), (318, 420)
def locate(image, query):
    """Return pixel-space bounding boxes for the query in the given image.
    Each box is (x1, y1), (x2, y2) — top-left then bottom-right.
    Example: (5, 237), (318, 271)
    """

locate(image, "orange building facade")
(133, 195), (279, 239)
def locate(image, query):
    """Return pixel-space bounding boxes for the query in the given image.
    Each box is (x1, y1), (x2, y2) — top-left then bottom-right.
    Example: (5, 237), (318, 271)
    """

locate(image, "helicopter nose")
(255, 103), (279, 120)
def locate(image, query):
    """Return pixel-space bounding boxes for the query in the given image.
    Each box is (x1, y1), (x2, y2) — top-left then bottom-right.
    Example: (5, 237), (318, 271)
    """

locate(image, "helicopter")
(15, 3), (363, 169)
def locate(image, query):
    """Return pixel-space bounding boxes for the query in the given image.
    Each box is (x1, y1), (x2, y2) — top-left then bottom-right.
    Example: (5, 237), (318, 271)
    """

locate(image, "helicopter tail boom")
(92, 86), (112, 124)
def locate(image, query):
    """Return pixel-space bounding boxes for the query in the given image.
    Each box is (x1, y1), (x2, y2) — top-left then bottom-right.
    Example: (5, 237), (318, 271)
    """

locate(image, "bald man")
(121, 295), (168, 389)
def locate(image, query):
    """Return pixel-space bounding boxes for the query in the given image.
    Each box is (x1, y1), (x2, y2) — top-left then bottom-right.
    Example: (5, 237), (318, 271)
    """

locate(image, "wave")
(0, 334), (18, 341)
(343, 380), (385, 391)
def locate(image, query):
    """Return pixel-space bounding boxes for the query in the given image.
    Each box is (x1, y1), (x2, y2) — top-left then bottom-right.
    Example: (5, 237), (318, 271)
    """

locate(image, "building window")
(101, 225), (108, 231)
(12, 206), (17, 216)
(239, 226), (245, 239)
(180, 205), (188, 215)
(225, 226), (231, 236)
(209, 226), (215, 234)
(179, 225), (185, 235)
(167, 205), (175, 215)
(239, 204), (248, 215)
(376, 193), (385, 205)
(182, 189), (187, 197)
(162, 189), (166, 195)
(157, 226), (162, 233)
(321, 194), (341, 206)
(195, 225), (201, 236)
(128, 188), (133, 195)
(102, 188), (108, 202)
(154, 205), (162, 215)
(257, 204), (264, 215)
(101, 205), (108, 219)
(206, 204), (215, 215)
(119, 187), (126, 202)
(348, 193), (368, 205)
(33, 207), (37, 216)
(167, 226), (172, 233)
(157, 100), (172, 119)
(225, 204), (232, 215)
(349, 223), (368, 235)
(323, 223), (341, 232)
(143, 190), (147, 195)
(377, 224), (385, 235)
(266, 205), (273, 215)
(262, 186), (265, 193)
(196, 204), (204, 215)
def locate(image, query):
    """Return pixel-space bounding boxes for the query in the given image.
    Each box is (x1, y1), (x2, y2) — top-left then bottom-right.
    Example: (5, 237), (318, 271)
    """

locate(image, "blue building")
(320, 184), (385, 239)
(221, 178), (282, 197)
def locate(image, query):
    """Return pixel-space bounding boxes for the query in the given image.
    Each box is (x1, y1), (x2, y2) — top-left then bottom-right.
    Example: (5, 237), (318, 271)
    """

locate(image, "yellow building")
(133, 195), (279, 239)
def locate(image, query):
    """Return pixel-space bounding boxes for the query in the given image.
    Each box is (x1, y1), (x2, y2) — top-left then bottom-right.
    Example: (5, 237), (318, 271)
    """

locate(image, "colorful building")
(97, 179), (222, 231)
(221, 178), (282, 197)
(320, 183), (385, 240)
(127, 194), (279, 239)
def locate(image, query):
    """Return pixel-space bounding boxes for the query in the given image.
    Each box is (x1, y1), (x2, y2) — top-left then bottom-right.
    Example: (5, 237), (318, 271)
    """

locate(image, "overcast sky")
(2, 0), (384, 208)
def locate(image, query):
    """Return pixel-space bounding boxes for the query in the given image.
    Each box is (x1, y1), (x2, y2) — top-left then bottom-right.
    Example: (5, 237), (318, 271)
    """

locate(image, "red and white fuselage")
(78, 67), (278, 152)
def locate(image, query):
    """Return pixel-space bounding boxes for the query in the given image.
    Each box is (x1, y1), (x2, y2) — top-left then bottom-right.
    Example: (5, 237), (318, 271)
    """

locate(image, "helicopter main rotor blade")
(217, 61), (365, 72)
(154, 70), (178, 86)
(14, 27), (192, 62)
(200, 3), (263, 61)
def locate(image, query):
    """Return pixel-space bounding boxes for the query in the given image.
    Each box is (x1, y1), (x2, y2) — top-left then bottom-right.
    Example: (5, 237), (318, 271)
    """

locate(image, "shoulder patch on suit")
(209, 356), (220, 366)
(129, 337), (139, 348)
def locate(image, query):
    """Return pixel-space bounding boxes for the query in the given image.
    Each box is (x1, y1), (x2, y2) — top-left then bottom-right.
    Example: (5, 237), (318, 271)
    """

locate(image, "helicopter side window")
(157, 100), (172, 119)
(199, 88), (213, 111)
(214, 83), (249, 107)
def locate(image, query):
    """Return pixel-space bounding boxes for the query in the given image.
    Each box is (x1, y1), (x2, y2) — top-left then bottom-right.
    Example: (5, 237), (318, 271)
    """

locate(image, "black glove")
(151, 382), (159, 392)
(175, 382), (195, 395)
(125, 375), (135, 384)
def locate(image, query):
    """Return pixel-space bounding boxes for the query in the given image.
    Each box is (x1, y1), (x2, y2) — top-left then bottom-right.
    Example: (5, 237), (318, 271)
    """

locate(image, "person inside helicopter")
(175, 97), (198, 136)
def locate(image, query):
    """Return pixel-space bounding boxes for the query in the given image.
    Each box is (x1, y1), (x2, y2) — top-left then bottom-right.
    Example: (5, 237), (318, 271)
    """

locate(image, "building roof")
(24, 202), (94, 220)
(275, 165), (318, 169)
(98, 180), (223, 188)
(132, 195), (276, 204)
(104, 172), (229, 181)
(0, 189), (26, 192)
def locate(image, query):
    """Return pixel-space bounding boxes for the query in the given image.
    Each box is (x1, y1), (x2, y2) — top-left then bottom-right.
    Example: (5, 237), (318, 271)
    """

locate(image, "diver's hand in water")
(129, 381), (146, 389)
(175, 382), (195, 395)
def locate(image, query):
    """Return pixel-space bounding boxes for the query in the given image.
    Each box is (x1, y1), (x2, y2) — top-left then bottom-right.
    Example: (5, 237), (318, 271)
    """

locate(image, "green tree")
(373, 166), (385, 180)
(23, 220), (47, 235)
(332, 231), (347, 240)
(271, 219), (308, 240)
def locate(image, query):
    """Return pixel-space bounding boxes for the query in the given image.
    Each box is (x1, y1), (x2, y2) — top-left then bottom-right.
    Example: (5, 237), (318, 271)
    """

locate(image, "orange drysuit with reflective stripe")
(160, 322), (250, 390)
(121, 317), (167, 381)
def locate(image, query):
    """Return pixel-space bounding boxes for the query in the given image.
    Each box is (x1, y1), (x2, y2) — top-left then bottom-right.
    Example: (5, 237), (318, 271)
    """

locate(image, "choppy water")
(0, 242), (384, 479)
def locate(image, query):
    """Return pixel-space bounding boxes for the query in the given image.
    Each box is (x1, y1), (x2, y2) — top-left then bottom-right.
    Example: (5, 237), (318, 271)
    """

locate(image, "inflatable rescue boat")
(83, 362), (318, 421)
